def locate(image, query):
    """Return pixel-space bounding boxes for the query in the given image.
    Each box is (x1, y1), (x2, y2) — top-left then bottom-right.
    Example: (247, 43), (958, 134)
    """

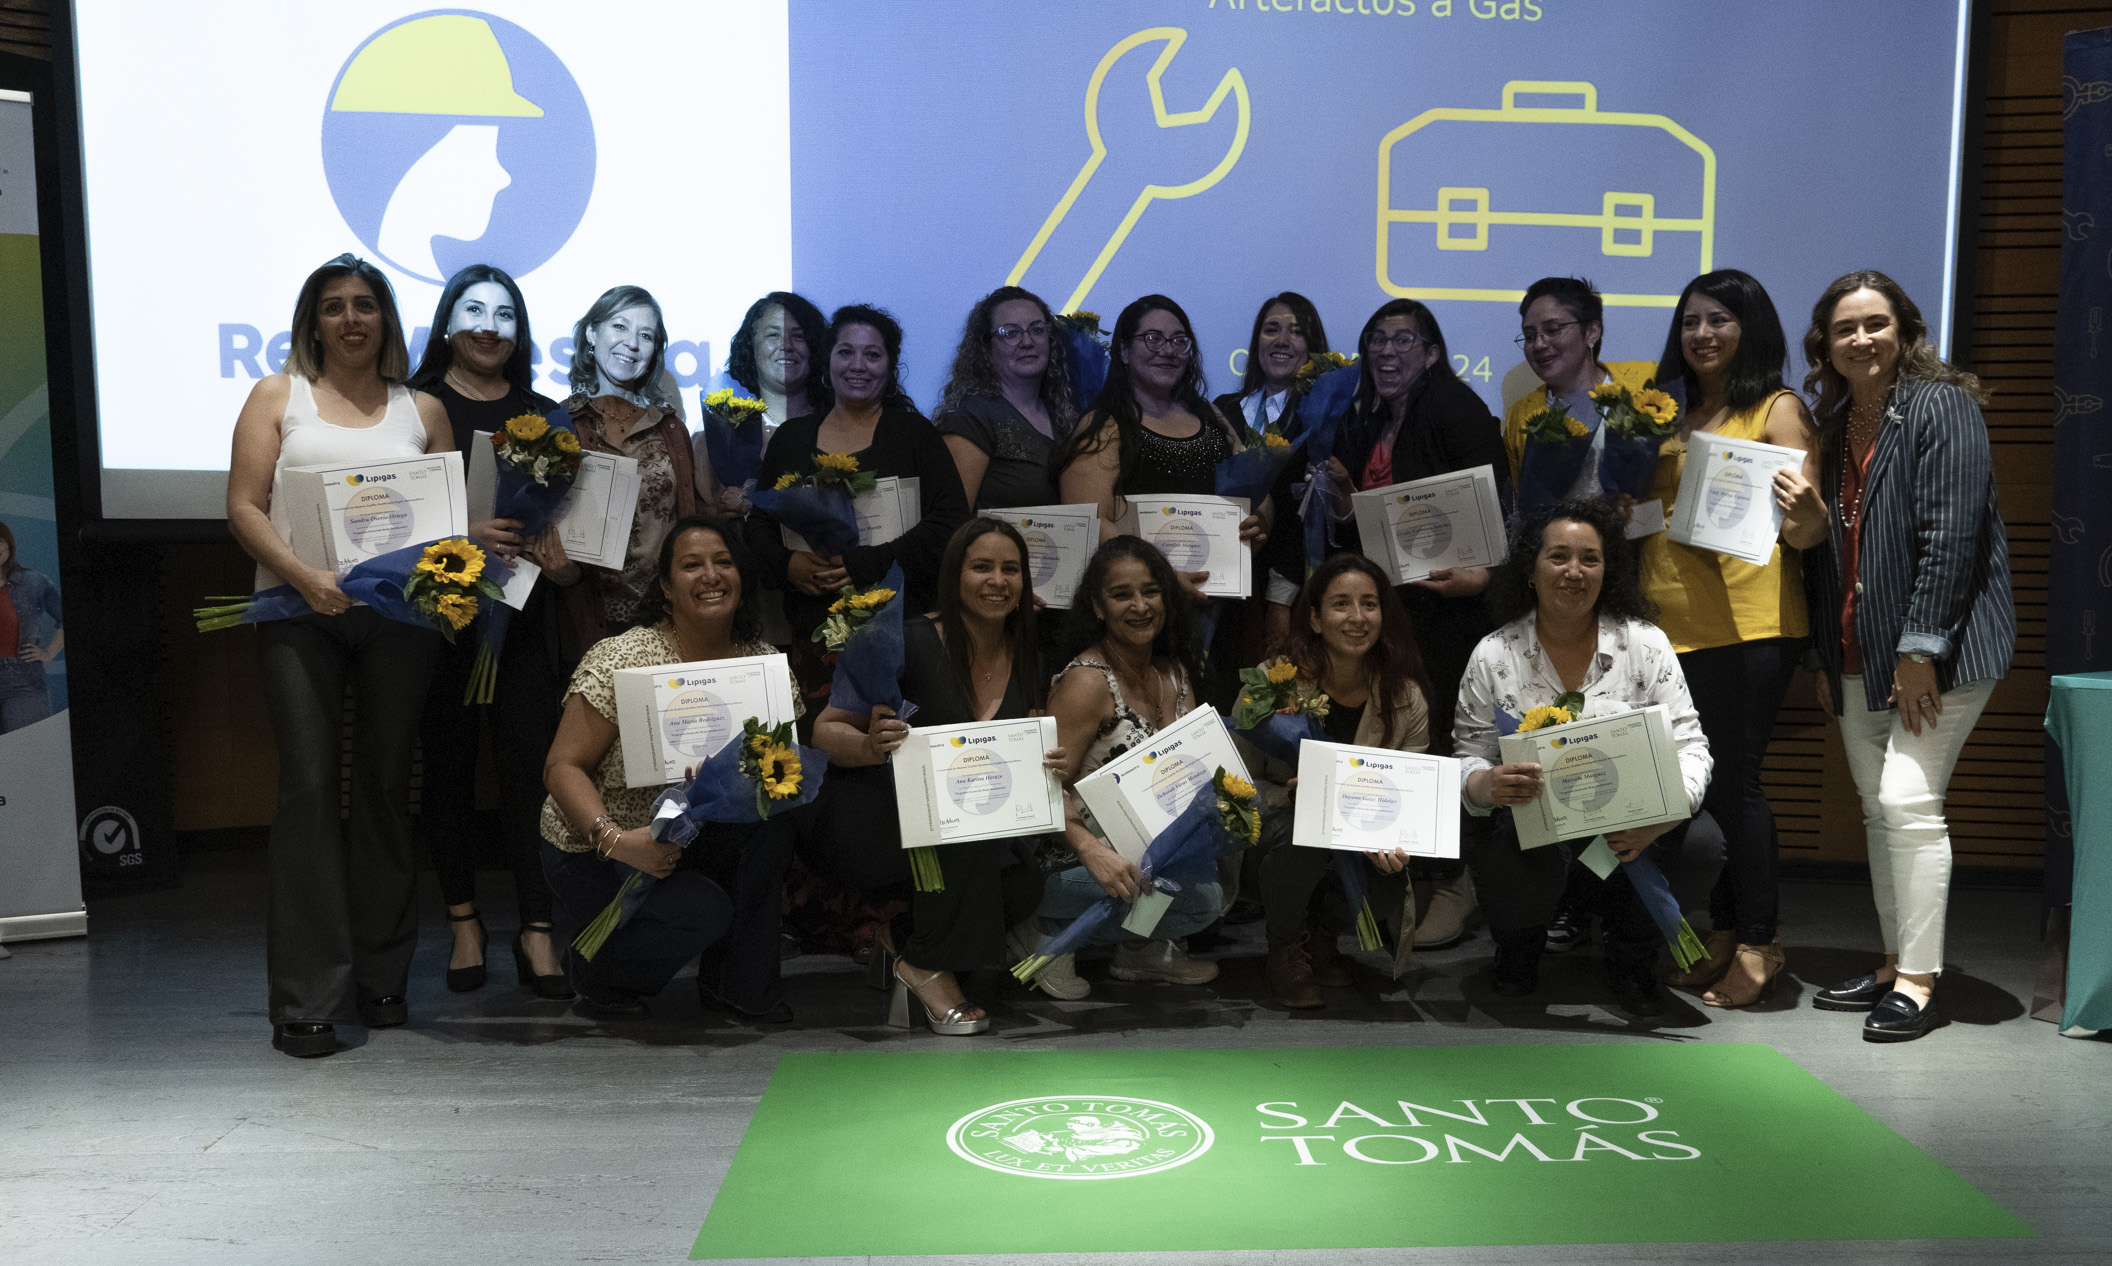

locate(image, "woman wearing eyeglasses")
(934, 285), (1079, 513)
(1500, 276), (1659, 510)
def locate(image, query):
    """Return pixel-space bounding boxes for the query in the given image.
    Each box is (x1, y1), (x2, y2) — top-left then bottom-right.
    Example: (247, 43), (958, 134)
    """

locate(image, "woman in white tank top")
(225, 254), (455, 1059)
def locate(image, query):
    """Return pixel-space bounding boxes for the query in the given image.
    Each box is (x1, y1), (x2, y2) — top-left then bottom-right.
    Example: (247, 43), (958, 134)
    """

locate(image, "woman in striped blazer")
(1799, 270), (2016, 1044)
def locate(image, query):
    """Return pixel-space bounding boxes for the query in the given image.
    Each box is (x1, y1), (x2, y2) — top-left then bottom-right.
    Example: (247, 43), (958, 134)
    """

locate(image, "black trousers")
(543, 842), (731, 1003)
(257, 610), (442, 1025)
(418, 591), (566, 927)
(1255, 801), (1410, 944)
(1678, 638), (1801, 945)
(687, 815), (797, 1013)
(796, 762), (1043, 972)
(1467, 809), (1725, 968)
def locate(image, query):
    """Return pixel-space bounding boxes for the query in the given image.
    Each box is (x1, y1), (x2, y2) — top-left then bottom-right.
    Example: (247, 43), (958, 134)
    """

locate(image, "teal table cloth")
(2046, 671), (2112, 1035)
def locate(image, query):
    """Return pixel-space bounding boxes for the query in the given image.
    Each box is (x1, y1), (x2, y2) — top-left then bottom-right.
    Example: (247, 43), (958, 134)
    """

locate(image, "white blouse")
(1452, 612), (1712, 816)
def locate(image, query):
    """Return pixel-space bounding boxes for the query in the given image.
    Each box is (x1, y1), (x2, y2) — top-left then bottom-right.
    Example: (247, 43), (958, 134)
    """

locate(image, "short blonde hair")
(284, 253), (410, 383)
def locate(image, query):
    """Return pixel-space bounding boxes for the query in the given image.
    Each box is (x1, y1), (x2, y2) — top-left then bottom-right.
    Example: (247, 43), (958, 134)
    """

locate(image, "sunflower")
(434, 592), (478, 630)
(849, 587), (896, 611)
(755, 741), (802, 799)
(1519, 704), (1576, 732)
(1589, 382), (1624, 405)
(773, 472), (799, 490)
(503, 413), (550, 443)
(1265, 661), (1299, 685)
(552, 429), (581, 454)
(1067, 310), (1101, 325)
(417, 538), (486, 585)
(1220, 773), (1256, 801)
(1562, 414), (1590, 438)
(1262, 432), (1291, 449)
(815, 452), (861, 473)
(1632, 388), (1678, 427)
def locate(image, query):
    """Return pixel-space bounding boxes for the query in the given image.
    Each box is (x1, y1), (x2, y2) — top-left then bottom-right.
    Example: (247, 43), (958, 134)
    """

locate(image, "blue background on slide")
(787, 0), (1960, 414)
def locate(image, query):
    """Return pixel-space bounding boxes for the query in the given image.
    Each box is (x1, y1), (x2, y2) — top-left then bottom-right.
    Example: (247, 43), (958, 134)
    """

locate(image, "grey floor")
(2, 856), (2107, 1266)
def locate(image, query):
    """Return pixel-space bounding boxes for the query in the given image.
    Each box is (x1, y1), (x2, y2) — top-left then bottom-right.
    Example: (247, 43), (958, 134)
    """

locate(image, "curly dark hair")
(723, 291), (829, 407)
(1058, 536), (1204, 694)
(934, 285), (1078, 430)
(824, 303), (916, 410)
(1486, 499), (1658, 628)
(630, 515), (764, 643)
(1281, 552), (1437, 752)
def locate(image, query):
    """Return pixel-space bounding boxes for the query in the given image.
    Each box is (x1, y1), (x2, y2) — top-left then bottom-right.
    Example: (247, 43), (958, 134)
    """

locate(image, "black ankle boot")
(1491, 928), (1545, 996)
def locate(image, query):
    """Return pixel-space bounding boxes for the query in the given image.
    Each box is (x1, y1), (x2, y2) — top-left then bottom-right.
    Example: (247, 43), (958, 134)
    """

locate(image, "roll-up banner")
(0, 87), (84, 944)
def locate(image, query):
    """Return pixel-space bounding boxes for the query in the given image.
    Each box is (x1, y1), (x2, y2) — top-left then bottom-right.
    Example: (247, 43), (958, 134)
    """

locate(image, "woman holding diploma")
(226, 254), (454, 1057)
(541, 517), (801, 1022)
(1798, 271), (2014, 1043)
(810, 518), (1069, 1034)
(1454, 500), (1723, 1017)
(1639, 270), (1828, 1007)
(1033, 537), (1224, 995)
(1241, 555), (1434, 1008)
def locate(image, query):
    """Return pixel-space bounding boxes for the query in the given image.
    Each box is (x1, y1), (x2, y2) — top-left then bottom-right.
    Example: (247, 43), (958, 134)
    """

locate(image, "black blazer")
(1330, 371), (1513, 561)
(1213, 386), (1311, 597)
(1803, 376), (2015, 713)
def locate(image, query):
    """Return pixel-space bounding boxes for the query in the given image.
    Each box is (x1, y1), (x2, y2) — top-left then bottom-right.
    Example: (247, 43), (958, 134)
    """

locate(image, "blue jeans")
(1035, 866), (1223, 946)
(0, 657), (50, 734)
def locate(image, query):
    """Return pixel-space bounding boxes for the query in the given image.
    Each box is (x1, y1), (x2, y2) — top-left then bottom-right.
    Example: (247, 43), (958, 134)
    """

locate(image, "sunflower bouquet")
(1216, 415), (1302, 503)
(491, 410), (583, 487)
(460, 409), (587, 703)
(195, 537), (512, 641)
(751, 452), (874, 560)
(1590, 379), (1681, 499)
(699, 388), (773, 490)
(575, 716), (827, 961)
(1290, 356), (1366, 565)
(1516, 397), (1597, 512)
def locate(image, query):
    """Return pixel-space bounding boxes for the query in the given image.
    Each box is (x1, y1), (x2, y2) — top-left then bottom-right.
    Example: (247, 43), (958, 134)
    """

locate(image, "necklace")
(445, 369), (506, 402)
(1840, 401), (1886, 530)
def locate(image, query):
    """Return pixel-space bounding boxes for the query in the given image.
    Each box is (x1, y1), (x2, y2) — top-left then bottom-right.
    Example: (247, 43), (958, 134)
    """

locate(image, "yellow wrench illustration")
(1007, 27), (1249, 315)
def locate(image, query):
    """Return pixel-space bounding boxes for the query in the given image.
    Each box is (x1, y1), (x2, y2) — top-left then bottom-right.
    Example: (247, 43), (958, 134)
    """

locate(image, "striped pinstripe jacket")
(1803, 376), (2016, 714)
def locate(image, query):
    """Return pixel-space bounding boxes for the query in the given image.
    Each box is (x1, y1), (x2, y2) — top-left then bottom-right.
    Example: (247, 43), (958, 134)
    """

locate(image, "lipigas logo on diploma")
(948, 1097), (1215, 1180)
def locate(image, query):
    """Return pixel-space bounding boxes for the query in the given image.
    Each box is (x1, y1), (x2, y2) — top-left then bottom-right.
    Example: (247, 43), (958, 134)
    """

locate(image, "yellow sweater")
(1500, 360), (1659, 487)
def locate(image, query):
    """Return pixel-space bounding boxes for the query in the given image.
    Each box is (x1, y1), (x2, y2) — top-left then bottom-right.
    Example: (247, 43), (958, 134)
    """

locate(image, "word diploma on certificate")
(1497, 705), (1688, 849)
(1073, 706), (1252, 862)
(1351, 464), (1507, 583)
(465, 431), (639, 570)
(893, 716), (1064, 848)
(1118, 494), (1252, 599)
(1668, 432), (1804, 566)
(612, 653), (797, 787)
(1291, 740), (1461, 858)
(1005, 504), (1098, 609)
(283, 451), (467, 572)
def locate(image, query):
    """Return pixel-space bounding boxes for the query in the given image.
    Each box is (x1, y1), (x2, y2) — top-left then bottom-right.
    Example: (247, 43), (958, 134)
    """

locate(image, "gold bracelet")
(590, 816), (619, 858)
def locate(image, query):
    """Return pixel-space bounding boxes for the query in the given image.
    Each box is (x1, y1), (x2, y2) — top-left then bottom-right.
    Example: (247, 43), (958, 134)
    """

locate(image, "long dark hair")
(569, 285), (666, 397)
(0, 518), (21, 579)
(825, 303), (916, 411)
(1487, 499), (1657, 628)
(725, 291), (828, 406)
(1051, 294), (1228, 496)
(1238, 291), (1331, 396)
(1346, 298), (1458, 430)
(1800, 268), (1989, 441)
(408, 264), (536, 395)
(285, 253), (410, 383)
(935, 285), (1078, 431)
(1520, 276), (1604, 360)
(1282, 553), (1436, 752)
(1059, 536), (1204, 694)
(934, 517), (1045, 710)
(630, 515), (763, 642)
(1654, 269), (1787, 415)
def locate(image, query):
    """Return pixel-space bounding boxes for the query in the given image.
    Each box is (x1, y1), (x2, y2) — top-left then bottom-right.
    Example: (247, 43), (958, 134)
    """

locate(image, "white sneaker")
(1007, 922), (1090, 1000)
(1109, 939), (1219, 985)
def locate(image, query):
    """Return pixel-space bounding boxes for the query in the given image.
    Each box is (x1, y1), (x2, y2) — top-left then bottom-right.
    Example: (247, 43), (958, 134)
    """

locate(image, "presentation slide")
(70, 0), (1966, 520)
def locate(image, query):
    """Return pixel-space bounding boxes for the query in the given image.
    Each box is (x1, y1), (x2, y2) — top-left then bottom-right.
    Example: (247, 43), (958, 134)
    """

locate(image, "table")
(2045, 671), (2112, 1036)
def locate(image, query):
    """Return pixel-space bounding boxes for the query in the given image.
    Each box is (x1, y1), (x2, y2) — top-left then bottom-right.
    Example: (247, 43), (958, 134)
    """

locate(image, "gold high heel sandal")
(888, 962), (992, 1036)
(1703, 939), (1786, 1009)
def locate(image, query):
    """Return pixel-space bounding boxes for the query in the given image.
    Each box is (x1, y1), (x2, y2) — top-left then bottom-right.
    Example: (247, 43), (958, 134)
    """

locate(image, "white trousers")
(1838, 674), (1995, 976)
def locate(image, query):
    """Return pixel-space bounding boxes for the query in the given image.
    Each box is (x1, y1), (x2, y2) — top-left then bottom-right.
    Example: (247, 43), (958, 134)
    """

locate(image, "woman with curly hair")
(1452, 499), (1723, 1016)
(933, 285), (1077, 511)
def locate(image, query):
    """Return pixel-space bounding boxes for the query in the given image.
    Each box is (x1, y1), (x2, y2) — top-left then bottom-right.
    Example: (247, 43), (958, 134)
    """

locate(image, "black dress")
(794, 615), (1047, 971)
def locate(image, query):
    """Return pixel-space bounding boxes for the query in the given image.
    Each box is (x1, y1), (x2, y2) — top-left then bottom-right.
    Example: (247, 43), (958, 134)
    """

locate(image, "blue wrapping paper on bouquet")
(1213, 432), (1303, 505)
(825, 563), (908, 715)
(466, 408), (581, 703)
(750, 484), (859, 560)
(1292, 365), (1362, 566)
(194, 538), (517, 635)
(1059, 319), (1110, 411)
(1233, 707), (1388, 951)
(699, 400), (769, 492)
(1516, 432), (1595, 512)
(1598, 431), (1669, 500)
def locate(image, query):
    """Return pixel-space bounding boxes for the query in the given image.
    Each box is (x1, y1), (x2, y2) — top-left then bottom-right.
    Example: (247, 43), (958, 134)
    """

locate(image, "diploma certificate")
(893, 716), (1063, 847)
(1498, 706), (1688, 849)
(1004, 504), (1099, 609)
(465, 432), (639, 570)
(612, 653), (797, 788)
(1350, 464), (1507, 583)
(1117, 495), (1252, 599)
(1667, 431), (1804, 566)
(1073, 706), (1252, 862)
(283, 452), (467, 572)
(1291, 740), (1461, 858)
(781, 475), (917, 554)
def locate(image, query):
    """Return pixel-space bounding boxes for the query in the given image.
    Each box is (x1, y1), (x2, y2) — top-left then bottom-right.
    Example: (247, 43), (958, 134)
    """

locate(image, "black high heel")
(445, 909), (488, 993)
(513, 923), (576, 1000)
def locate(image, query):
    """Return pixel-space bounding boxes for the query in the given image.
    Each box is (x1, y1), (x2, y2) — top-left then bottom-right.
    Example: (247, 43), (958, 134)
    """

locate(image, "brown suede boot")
(1265, 935), (1325, 1008)
(1304, 923), (1352, 987)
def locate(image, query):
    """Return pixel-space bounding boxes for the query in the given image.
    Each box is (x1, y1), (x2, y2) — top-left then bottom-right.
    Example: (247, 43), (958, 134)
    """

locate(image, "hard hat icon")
(330, 14), (543, 118)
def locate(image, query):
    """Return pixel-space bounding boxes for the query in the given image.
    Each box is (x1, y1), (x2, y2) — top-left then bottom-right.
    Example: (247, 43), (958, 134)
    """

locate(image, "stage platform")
(2, 855), (2105, 1265)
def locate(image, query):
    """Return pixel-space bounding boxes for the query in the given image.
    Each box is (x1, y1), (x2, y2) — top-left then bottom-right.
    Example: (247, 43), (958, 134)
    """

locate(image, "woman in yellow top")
(1641, 269), (1829, 1007)
(1500, 276), (1658, 508)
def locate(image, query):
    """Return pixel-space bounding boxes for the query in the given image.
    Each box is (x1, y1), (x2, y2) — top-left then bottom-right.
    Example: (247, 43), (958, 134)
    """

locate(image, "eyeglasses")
(1366, 330), (1425, 352)
(1129, 330), (1193, 355)
(992, 322), (1049, 345)
(1514, 319), (1580, 348)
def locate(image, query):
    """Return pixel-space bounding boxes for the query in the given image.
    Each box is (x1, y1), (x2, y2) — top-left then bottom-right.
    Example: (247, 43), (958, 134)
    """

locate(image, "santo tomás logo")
(947, 1096), (1214, 1180)
(321, 11), (595, 286)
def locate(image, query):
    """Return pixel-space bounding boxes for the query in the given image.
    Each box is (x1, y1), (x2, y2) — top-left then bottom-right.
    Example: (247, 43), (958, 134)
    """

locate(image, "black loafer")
(1863, 991), (1941, 1042)
(1814, 972), (1891, 1012)
(1607, 963), (1667, 1018)
(573, 993), (650, 1021)
(272, 1023), (337, 1058)
(358, 995), (409, 1028)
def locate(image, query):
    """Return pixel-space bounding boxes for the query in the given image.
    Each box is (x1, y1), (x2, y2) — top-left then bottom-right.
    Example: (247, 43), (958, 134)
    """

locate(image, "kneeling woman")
(541, 517), (801, 1022)
(1030, 538), (1225, 997)
(810, 517), (1068, 1035)
(1453, 500), (1723, 1017)
(1242, 554), (1434, 1008)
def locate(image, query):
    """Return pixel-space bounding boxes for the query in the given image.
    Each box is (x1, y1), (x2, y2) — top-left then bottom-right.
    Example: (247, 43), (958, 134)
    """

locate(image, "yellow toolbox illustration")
(1376, 81), (1716, 308)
